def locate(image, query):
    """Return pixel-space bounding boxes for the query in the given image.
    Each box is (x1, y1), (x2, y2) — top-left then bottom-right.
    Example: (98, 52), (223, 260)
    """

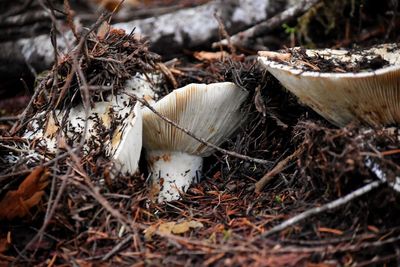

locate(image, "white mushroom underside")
(142, 82), (249, 202)
(142, 82), (249, 156)
(147, 150), (202, 202)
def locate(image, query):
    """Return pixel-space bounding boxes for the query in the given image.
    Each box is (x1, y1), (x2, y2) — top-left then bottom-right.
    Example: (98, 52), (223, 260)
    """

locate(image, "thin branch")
(102, 234), (132, 261)
(252, 180), (382, 241)
(255, 147), (303, 193)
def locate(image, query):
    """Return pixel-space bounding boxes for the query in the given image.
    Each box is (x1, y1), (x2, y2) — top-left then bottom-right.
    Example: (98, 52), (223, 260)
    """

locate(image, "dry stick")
(255, 147), (303, 193)
(365, 156), (400, 192)
(133, 95), (273, 166)
(214, 12), (236, 56)
(102, 234), (132, 261)
(268, 235), (400, 255)
(213, 0), (322, 48)
(252, 180), (382, 241)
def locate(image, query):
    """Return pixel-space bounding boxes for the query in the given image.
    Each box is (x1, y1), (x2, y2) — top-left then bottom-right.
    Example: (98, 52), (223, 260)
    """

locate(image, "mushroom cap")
(258, 43), (400, 127)
(24, 93), (142, 176)
(142, 82), (249, 157)
(104, 101), (142, 175)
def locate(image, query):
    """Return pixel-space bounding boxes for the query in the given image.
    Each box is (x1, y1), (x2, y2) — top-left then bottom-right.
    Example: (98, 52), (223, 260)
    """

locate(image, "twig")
(214, 12), (236, 56)
(365, 157), (400, 192)
(9, 83), (42, 135)
(132, 95), (273, 167)
(255, 147), (303, 193)
(213, 0), (321, 48)
(269, 235), (400, 254)
(102, 234), (132, 261)
(252, 180), (382, 241)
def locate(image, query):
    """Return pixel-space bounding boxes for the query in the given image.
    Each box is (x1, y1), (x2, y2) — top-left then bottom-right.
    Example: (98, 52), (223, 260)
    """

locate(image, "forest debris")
(262, 45), (395, 73)
(295, 122), (400, 193)
(253, 180), (382, 240)
(1, 1), (400, 266)
(0, 166), (49, 220)
(144, 220), (204, 240)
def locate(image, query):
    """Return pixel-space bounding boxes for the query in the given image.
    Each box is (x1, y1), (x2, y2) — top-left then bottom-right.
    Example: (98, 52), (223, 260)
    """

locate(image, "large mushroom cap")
(142, 82), (249, 156)
(258, 43), (400, 127)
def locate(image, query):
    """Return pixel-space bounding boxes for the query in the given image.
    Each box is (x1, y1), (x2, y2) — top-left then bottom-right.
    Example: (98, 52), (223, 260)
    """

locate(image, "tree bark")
(0, 0), (290, 78)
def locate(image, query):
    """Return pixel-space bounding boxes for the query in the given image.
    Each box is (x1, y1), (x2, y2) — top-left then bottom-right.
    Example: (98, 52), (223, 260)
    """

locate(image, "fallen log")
(0, 0), (291, 77)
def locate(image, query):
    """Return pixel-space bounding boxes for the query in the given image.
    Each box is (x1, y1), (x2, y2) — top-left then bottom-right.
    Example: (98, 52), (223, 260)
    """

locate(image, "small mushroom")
(142, 82), (249, 202)
(258, 43), (400, 127)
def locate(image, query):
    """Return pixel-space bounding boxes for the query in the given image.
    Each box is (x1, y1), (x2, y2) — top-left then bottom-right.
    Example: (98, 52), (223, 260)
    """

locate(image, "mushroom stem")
(147, 150), (203, 202)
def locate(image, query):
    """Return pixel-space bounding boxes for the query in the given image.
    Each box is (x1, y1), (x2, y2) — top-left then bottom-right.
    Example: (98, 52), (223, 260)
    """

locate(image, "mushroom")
(23, 74), (160, 176)
(259, 44), (400, 193)
(142, 82), (249, 202)
(258, 43), (400, 127)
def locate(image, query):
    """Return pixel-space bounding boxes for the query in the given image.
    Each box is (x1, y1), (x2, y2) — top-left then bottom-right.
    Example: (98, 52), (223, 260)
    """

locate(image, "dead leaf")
(159, 222), (175, 235)
(0, 167), (50, 220)
(144, 220), (204, 240)
(171, 222), (190, 234)
(144, 224), (158, 241)
(193, 51), (229, 62)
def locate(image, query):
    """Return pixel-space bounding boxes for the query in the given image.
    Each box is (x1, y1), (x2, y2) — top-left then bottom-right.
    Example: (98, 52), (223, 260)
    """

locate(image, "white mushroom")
(23, 74), (160, 176)
(259, 44), (400, 193)
(258, 43), (400, 127)
(142, 82), (249, 202)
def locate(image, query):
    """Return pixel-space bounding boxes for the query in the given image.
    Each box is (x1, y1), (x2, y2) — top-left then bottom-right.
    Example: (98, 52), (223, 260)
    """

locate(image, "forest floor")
(1, 0), (400, 266)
